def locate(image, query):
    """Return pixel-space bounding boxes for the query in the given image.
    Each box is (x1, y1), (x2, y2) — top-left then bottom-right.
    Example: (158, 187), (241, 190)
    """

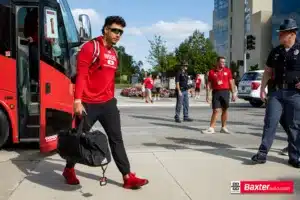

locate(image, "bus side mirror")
(78, 14), (92, 41)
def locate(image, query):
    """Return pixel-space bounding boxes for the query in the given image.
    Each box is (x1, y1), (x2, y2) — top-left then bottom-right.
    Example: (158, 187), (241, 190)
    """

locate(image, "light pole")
(244, 35), (247, 74)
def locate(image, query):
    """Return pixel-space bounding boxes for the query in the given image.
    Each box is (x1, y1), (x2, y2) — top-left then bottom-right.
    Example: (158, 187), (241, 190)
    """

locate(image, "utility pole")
(243, 34), (247, 74)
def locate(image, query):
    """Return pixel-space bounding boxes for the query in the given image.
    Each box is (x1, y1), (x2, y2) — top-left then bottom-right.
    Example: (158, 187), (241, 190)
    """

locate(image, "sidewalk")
(7, 147), (299, 200)
(116, 89), (247, 108)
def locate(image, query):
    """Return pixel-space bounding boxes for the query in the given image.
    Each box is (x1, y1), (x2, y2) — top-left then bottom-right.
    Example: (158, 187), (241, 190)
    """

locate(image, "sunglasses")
(110, 28), (124, 35)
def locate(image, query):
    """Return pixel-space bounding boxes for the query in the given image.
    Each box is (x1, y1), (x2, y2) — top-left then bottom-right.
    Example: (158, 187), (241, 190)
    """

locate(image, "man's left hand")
(295, 82), (300, 89)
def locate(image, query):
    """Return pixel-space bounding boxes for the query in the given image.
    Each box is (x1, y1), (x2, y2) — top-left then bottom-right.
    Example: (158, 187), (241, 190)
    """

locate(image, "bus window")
(43, 6), (68, 74)
(0, 2), (10, 56)
(57, 0), (79, 44)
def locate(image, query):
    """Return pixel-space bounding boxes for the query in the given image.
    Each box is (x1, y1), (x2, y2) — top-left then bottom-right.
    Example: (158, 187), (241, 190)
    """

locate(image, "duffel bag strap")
(99, 165), (108, 186)
(73, 112), (90, 136)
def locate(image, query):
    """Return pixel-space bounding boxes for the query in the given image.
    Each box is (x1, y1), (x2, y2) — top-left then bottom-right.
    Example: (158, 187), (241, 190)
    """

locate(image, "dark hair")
(217, 56), (225, 62)
(287, 30), (297, 35)
(102, 16), (126, 34)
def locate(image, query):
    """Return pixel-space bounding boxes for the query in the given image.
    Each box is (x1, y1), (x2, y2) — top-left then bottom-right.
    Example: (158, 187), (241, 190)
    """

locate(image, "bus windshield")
(56, 0), (79, 44)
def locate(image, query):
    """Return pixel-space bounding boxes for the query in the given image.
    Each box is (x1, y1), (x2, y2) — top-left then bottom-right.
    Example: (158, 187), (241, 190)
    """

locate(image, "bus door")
(15, 4), (40, 143)
(39, 1), (73, 153)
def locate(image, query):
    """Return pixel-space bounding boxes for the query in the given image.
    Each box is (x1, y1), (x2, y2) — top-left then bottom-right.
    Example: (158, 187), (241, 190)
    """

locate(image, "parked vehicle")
(237, 70), (267, 107)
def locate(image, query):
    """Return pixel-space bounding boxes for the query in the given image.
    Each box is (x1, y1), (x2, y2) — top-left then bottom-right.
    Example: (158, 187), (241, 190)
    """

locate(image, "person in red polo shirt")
(202, 56), (236, 134)
(64, 16), (148, 189)
(143, 74), (154, 103)
(194, 74), (201, 99)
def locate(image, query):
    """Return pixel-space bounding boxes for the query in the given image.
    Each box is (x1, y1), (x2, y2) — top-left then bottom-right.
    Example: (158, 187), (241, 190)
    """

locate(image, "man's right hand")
(178, 91), (182, 96)
(260, 89), (267, 102)
(74, 100), (85, 115)
(27, 37), (33, 43)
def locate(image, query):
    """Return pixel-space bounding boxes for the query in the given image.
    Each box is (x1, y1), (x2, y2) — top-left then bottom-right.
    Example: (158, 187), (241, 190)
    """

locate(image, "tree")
(165, 53), (178, 71)
(114, 45), (143, 83)
(175, 30), (218, 75)
(249, 64), (259, 71)
(147, 35), (168, 72)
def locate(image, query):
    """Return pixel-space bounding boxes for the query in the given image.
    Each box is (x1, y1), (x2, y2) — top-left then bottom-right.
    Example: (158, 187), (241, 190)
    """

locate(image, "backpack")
(69, 38), (118, 84)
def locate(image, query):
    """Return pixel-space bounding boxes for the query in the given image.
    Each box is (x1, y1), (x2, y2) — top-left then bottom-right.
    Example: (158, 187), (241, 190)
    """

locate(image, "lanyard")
(215, 68), (224, 81)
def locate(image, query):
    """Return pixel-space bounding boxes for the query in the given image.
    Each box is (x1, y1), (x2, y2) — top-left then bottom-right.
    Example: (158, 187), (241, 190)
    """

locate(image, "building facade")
(246, 10), (273, 71)
(272, 0), (300, 47)
(229, 0), (245, 68)
(212, 0), (229, 61)
(244, 0), (251, 34)
(210, 0), (273, 75)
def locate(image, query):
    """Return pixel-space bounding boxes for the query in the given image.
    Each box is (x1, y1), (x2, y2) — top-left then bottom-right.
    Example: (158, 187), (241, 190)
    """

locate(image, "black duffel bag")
(57, 115), (111, 185)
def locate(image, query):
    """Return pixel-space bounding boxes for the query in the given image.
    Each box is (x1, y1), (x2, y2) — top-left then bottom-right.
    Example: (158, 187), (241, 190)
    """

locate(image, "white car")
(237, 70), (267, 107)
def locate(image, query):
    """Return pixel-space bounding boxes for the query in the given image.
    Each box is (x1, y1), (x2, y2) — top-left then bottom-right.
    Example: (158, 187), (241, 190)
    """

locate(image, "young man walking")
(63, 16), (148, 189)
(202, 56), (236, 134)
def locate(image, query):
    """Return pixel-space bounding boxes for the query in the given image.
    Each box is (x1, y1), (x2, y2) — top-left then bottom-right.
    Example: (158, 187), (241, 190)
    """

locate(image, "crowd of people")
(141, 72), (203, 103)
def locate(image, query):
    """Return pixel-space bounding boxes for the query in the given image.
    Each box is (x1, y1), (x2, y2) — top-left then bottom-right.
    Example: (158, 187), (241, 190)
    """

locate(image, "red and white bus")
(0, 0), (92, 152)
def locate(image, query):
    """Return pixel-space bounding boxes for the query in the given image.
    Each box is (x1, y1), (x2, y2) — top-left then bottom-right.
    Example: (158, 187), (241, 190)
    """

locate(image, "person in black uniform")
(251, 75), (289, 159)
(268, 76), (289, 156)
(174, 61), (193, 123)
(251, 18), (300, 168)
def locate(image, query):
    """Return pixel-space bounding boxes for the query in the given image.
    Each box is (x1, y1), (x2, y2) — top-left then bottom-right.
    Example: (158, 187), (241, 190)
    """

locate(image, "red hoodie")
(74, 36), (119, 103)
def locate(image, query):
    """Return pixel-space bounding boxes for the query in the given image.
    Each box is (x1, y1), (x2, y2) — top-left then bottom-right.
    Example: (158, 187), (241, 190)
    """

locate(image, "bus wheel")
(0, 109), (9, 149)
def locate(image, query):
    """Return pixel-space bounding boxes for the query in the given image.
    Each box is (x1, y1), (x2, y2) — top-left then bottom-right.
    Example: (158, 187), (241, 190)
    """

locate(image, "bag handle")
(73, 112), (90, 135)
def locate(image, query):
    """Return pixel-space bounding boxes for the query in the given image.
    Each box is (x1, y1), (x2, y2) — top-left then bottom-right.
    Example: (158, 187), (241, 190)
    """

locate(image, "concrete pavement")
(1, 105), (298, 200)
(6, 148), (299, 200)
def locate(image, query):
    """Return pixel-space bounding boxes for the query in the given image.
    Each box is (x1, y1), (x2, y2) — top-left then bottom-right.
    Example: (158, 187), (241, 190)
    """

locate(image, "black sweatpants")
(66, 98), (131, 176)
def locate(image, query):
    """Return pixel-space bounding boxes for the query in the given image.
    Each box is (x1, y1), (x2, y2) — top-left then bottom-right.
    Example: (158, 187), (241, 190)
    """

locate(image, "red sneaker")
(123, 172), (149, 189)
(62, 167), (80, 185)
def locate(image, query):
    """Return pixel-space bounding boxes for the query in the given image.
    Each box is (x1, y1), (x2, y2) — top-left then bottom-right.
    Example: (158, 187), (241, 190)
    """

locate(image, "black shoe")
(183, 118), (193, 122)
(251, 153), (267, 164)
(288, 160), (300, 168)
(175, 118), (181, 123)
(279, 147), (288, 156)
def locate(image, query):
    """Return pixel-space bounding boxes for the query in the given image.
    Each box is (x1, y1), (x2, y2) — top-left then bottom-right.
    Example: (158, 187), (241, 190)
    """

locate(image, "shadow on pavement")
(246, 112), (265, 117)
(150, 122), (201, 132)
(131, 114), (265, 129)
(246, 147), (287, 154)
(8, 148), (123, 195)
(2, 142), (40, 151)
(249, 126), (286, 134)
(235, 131), (287, 141)
(143, 137), (288, 166)
(195, 118), (263, 128)
(131, 115), (174, 123)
